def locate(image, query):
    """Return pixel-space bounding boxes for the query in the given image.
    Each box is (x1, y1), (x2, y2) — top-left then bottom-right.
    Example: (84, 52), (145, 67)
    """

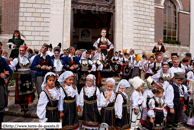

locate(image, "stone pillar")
(114, 0), (123, 51)
(49, 0), (64, 47)
(62, 0), (71, 49)
(190, 0), (194, 55)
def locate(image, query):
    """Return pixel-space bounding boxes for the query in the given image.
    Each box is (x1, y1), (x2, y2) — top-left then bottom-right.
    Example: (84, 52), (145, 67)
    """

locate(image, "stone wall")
(18, 0), (51, 50)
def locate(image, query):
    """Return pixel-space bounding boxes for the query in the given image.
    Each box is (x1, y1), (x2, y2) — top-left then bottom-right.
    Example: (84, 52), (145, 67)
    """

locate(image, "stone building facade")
(0, 0), (193, 56)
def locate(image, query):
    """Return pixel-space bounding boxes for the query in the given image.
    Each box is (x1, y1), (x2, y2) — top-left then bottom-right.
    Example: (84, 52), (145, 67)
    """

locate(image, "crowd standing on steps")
(0, 29), (194, 130)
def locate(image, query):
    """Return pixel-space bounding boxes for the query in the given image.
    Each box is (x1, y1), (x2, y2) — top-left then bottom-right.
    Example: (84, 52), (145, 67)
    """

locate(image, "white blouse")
(58, 85), (79, 112)
(115, 91), (128, 119)
(187, 71), (194, 81)
(142, 89), (154, 109)
(53, 58), (63, 72)
(130, 90), (144, 109)
(79, 86), (101, 110)
(100, 91), (115, 108)
(147, 96), (167, 118)
(131, 60), (142, 69)
(79, 59), (95, 71)
(37, 87), (60, 123)
(93, 38), (114, 50)
(169, 67), (185, 78)
(9, 56), (30, 71)
(152, 72), (171, 83)
(92, 59), (103, 71)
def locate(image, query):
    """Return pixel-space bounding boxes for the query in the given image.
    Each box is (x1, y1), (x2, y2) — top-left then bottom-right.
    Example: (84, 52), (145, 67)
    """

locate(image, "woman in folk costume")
(7, 30), (25, 59)
(9, 45), (35, 116)
(141, 76), (155, 128)
(147, 87), (167, 130)
(152, 39), (166, 56)
(115, 79), (131, 130)
(119, 50), (132, 79)
(58, 71), (79, 129)
(101, 55), (112, 78)
(129, 76), (144, 130)
(91, 50), (103, 87)
(78, 74), (101, 129)
(78, 51), (95, 93)
(152, 62), (172, 83)
(131, 53), (142, 78)
(93, 28), (114, 56)
(100, 78), (116, 130)
(111, 51), (120, 75)
(37, 72), (60, 123)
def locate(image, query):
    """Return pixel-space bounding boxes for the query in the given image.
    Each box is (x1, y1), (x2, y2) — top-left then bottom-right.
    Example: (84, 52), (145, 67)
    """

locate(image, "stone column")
(62, 0), (71, 49)
(190, 0), (194, 55)
(49, 0), (64, 47)
(114, 0), (123, 51)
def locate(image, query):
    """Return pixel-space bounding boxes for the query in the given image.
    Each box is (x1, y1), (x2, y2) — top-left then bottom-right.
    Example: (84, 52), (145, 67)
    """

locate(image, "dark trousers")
(4, 85), (8, 108)
(0, 111), (4, 128)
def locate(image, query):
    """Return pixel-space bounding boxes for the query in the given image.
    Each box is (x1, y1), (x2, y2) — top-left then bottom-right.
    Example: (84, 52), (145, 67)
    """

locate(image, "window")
(163, 0), (177, 41)
(0, 0), (2, 33)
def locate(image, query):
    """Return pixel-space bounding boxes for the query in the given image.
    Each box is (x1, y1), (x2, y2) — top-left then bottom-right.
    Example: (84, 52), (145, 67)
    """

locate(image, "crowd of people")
(0, 29), (194, 130)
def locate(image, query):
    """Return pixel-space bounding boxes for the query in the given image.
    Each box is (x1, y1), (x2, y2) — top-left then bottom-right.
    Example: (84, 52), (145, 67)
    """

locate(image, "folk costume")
(31, 50), (53, 96)
(9, 47), (35, 114)
(37, 72), (60, 123)
(115, 79), (131, 130)
(152, 44), (166, 55)
(111, 52), (120, 74)
(147, 96), (167, 130)
(152, 62), (162, 74)
(119, 56), (132, 79)
(169, 66), (185, 78)
(129, 76), (145, 130)
(93, 37), (114, 56)
(58, 71), (79, 130)
(101, 55), (112, 78)
(152, 71), (172, 83)
(100, 78), (116, 130)
(91, 51), (103, 88)
(131, 55), (142, 78)
(79, 74), (101, 130)
(78, 51), (95, 93)
(166, 72), (191, 130)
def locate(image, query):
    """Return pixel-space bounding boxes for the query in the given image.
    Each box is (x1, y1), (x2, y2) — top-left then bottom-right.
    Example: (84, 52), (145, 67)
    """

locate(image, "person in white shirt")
(129, 76), (145, 130)
(169, 59), (185, 78)
(46, 44), (54, 57)
(30, 49), (39, 86)
(115, 79), (131, 129)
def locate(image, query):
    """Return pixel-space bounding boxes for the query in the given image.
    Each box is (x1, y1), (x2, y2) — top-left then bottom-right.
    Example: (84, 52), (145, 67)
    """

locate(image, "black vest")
(37, 54), (51, 66)
(171, 83), (184, 102)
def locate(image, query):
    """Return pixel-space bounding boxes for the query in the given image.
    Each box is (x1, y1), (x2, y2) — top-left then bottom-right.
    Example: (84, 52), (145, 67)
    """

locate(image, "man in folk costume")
(46, 44), (54, 57)
(152, 55), (162, 74)
(57, 42), (64, 55)
(93, 29), (114, 56)
(91, 50), (103, 88)
(63, 46), (81, 86)
(31, 43), (53, 97)
(168, 53), (181, 68)
(166, 72), (192, 130)
(119, 50), (132, 79)
(169, 59), (185, 79)
(9, 45), (35, 116)
(111, 51), (120, 75)
(0, 42), (12, 126)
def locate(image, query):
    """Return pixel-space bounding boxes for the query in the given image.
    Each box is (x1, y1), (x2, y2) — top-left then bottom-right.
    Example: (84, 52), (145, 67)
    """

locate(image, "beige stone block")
(20, 8), (27, 12)
(36, 0), (45, 4)
(35, 36), (43, 40)
(32, 13), (41, 17)
(36, 9), (44, 13)
(43, 36), (49, 41)
(35, 17), (44, 21)
(23, 22), (32, 26)
(23, 31), (32, 35)
(42, 4), (50, 9)
(19, 22), (23, 26)
(20, 3), (24, 7)
(44, 18), (50, 22)
(32, 32), (40, 35)
(44, 9), (50, 13)
(26, 36), (34, 40)
(40, 32), (49, 36)
(27, 17), (35, 21)
(35, 27), (44, 31)
(19, 26), (26, 31)
(32, 22), (41, 26)
(41, 13), (50, 18)
(41, 22), (49, 27)
(19, 17), (26, 21)
(27, 8), (36, 12)
(33, 4), (41, 8)
(24, 3), (33, 7)
(20, 0), (27, 2)
(26, 27), (35, 31)
(28, 0), (36, 3)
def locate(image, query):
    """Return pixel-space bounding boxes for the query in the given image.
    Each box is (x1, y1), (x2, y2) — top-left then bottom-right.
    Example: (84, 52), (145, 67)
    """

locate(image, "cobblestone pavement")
(2, 77), (193, 130)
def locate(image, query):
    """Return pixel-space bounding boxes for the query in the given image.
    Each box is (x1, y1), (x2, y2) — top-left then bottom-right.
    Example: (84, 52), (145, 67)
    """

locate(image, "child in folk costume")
(141, 77), (155, 127)
(115, 79), (131, 129)
(100, 78), (116, 130)
(58, 71), (79, 129)
(91, 50), (103, 87)
(111, 51), (120, 74)
(9, 45), (35, 116)
(37, 72), (60, 123)
(78, 74), (101, 129)
(147, 87), (167, 130)
(166, 72), (192, 130)
(184, 80), (194, 128)
(129, 76), (145, 130)
(78, 51), (95, 93)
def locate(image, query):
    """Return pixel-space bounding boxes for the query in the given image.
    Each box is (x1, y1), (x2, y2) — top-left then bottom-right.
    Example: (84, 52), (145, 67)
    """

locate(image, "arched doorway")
(70, 0), (115, 51)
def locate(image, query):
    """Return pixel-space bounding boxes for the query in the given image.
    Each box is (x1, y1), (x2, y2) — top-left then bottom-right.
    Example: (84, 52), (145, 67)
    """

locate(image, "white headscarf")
(106, 78), (115, 86)
(86, 74), (96, 85)
(162, 55), (169, 62)
(41, 72), (56, 90)
(18, 46), (29, 65)
(58, 71), (74, 86)
(115, 79), (130, 92)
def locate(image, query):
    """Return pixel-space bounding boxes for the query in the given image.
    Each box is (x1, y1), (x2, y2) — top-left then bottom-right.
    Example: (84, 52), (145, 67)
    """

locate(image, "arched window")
(163, 0), (177, 41)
